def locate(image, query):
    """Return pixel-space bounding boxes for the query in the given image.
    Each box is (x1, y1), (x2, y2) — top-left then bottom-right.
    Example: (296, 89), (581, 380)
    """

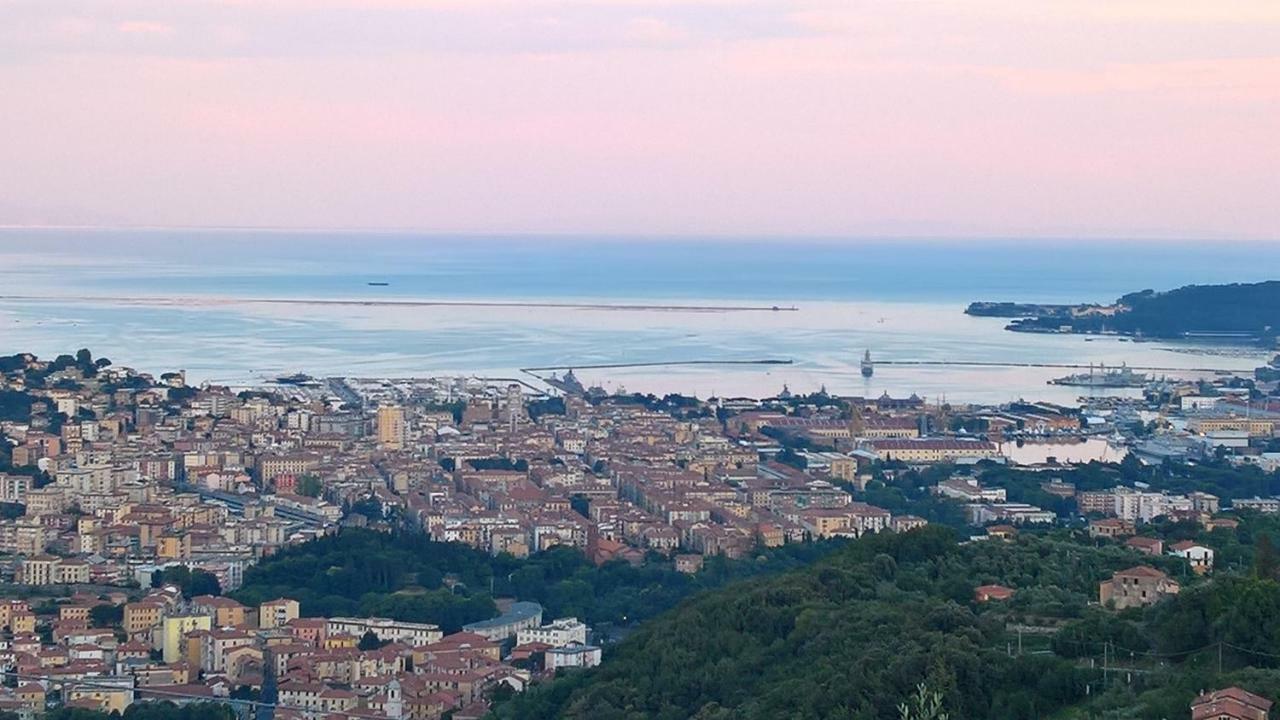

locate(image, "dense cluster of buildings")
(3, 349), (1280, 718)
(0, 582), (596, 720)
(5, 367), (940, 563)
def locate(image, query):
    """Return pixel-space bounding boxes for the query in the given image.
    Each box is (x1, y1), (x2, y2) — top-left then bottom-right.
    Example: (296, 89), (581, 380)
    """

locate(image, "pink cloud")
(624, 17), (690, 45)
(0, 0), (1277, 238)
(117, 20), (174, 35)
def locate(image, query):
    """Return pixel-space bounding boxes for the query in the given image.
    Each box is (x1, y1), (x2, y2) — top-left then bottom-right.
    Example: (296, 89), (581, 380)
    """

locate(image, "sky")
(1, 0), (1278, 239)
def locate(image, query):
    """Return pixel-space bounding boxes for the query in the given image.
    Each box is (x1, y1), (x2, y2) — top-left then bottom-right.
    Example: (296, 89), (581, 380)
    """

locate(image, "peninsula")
(968, 280), (1280, 343)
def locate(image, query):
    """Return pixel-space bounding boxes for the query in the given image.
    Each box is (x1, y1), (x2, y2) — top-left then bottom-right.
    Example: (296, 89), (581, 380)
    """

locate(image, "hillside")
(230, 528), (844, 632)
(492, 525), (1280, 720)
(493, 528), (1134, 719)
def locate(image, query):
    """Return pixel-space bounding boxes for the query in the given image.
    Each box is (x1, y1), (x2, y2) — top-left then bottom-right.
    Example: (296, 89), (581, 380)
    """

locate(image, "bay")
(1, 229), (1275, 404)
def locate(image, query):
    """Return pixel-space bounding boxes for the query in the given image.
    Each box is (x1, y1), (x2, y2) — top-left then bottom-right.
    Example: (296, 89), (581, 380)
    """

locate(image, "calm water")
(998, 438), (1128, 465)
(0, 229), (1275, 404)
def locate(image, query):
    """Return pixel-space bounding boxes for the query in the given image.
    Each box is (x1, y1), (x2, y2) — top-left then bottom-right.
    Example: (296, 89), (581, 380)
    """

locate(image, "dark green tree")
(1256, 533), (1279, 580)
(90, 603), (125, 628)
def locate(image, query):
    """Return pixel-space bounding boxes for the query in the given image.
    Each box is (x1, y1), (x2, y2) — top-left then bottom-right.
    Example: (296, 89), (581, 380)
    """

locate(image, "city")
(2, 346), (1280, 719)
(3, 0), (1279, 716)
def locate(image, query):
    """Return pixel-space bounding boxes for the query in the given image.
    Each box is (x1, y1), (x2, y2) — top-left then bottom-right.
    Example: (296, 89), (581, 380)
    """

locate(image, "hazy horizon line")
(1, 223), (1276, 245)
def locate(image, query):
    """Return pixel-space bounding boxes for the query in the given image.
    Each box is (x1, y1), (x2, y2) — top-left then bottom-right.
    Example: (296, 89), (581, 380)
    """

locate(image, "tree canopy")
(231, 528), (847, 633)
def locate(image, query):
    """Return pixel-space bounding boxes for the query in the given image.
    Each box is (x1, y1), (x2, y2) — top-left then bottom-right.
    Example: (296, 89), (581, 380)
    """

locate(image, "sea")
(1, 229), (1277, 408)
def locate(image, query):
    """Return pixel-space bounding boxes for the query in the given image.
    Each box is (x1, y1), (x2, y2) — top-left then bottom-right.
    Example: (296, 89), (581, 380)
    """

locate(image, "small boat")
(367, 282), (390, 287)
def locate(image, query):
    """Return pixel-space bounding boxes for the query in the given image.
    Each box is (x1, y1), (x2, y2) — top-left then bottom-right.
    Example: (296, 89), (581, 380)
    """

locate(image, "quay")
(522, 359), (793, 395)
(876, 360), (1240, 373)
(522, 359), (793, 372)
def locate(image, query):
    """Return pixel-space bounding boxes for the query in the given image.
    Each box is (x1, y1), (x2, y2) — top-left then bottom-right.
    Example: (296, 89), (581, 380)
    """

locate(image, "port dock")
(521, 359), (793, 372)
(521, 359), (794, 394)
(876, 360), (1240, 373)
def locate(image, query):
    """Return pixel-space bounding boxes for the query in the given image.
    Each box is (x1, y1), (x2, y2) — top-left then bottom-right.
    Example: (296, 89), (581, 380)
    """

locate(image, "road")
(177, 483), (332, 528)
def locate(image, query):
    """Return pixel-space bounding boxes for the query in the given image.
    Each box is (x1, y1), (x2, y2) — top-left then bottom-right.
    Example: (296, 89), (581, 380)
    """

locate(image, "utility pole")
(1103, 641), (1109, 687)
(1218, 641), (1223, 675)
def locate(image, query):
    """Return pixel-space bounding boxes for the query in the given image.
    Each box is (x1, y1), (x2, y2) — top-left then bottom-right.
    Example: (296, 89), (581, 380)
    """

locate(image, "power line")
(1057, 638), (1280, 670)
(1223, 641), (1280, 660)
(1051, 636), (1219, 660)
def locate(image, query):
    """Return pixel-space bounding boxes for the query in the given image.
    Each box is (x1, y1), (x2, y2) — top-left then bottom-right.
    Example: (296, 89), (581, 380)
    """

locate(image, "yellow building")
(0, 600), (30, 630)
(60, 604), (93, 622)
(160, 614), (212, 663)
(58, 559), (90, 584)
(256, 453), (321, 481)
(157, 533), (192, 561)
(870, 439), (999, 464)
(1188, 416), (1276, 437)
(10, 612), (36, 634)
(377, 405), (406, 449)
(827, 456), (856, 482)
(124, 601), (165, 637)
(799, 509), (854, 538)
(259, 598), (300, 629)
(66, 679), (134, 714)
(324, 634), (358, 650)
(17, 555), (61, 585)
(15, 683), (46, 712)
(192, 596), (248, 628)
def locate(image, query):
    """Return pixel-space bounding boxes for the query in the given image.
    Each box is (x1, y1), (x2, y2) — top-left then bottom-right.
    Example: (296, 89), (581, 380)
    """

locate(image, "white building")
(1247, 454), (1280, 473)
(1233, 497), (1280, 513)
(1180, 396), (1223, 412)
(0, 473), (32, 503)
(1113, 490), (1192, 524)
(545, 643), (602, 671)
(516, 618), (588, 648)
(934, 478), (1006, 503)
(462, 602), (544, 641)
(326, 617), (443, 646)
(1203, 430), (1250, 449)
(53, 465), (117, 494)
(1170, 541), (1215, 573)
(966, 503), (1055, 526)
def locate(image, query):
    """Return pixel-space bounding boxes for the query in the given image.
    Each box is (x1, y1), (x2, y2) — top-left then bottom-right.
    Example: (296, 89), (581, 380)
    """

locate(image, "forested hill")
(992, 280), (1280, 340)
(492, 527), (1135, 720)
(1112, 282), (1280, 337)
(230, 528), (845, 633)
(492, 523), (1280, 720)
